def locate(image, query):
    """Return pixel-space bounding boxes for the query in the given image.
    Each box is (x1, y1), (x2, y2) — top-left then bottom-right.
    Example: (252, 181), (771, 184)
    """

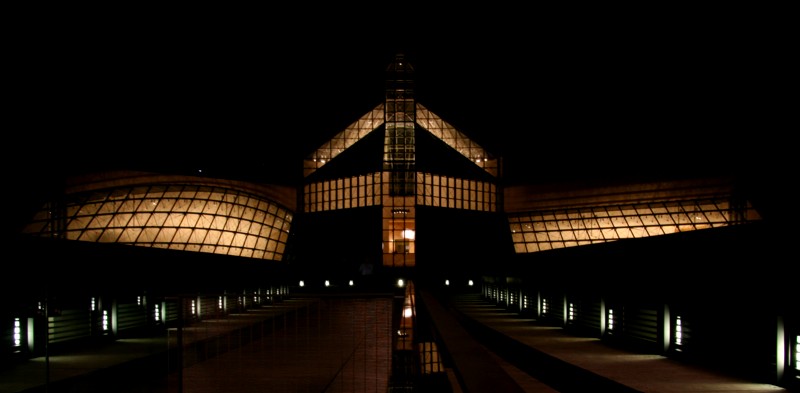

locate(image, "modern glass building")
(22, 174), (296, 261)
(2, 54), (794, 392)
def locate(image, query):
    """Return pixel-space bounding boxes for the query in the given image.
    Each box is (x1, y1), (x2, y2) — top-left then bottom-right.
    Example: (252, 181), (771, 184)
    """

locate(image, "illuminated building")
(2, 54), (794, 392)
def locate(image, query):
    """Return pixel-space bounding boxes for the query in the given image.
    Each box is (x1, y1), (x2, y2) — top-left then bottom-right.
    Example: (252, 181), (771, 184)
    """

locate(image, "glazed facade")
(23, 182), (293, 261)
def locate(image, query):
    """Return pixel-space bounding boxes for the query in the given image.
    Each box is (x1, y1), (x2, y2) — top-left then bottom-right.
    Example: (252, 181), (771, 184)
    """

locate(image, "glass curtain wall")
(23, 184), (293, 260)
(508, 197), (762, 253)
(383, 54), (417, 268)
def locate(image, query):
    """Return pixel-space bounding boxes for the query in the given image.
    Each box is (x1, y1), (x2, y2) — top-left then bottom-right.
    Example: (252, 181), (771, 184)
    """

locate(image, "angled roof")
(303, 102), (498, 178)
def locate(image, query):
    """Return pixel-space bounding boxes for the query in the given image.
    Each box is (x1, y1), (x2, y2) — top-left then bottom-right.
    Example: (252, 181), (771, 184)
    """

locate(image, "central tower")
(301, 53), (499, 277)
(383, 54), (417, 267)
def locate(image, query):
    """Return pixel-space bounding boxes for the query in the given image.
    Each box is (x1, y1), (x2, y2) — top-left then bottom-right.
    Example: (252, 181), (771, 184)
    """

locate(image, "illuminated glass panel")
(304, 104), (385, 177)
(303, 173), (382, 212)
(415, 103), (498, 177)
(23, 185), (292, 261)
(419, 342), (444, 374)
(416, 173), (497, 212)
(509, 198), (761, 253)
(304, 172), (495, 262)
(382, 192), (416, 268)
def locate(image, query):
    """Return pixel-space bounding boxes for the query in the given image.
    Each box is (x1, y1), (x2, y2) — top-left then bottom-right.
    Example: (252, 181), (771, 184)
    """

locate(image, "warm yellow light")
(402, 229), (415, 240)
(403, 307), (413, 318)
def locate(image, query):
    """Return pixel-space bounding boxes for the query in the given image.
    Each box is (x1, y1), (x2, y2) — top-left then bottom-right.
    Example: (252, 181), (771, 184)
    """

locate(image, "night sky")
(7, 9), (789, 230)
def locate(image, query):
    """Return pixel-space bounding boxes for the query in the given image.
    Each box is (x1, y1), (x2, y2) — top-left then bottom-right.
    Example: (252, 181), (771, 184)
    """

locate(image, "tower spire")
(383, 53), (416, 196)
(383, 53), (417, 268)
(385, 53), (414, 95)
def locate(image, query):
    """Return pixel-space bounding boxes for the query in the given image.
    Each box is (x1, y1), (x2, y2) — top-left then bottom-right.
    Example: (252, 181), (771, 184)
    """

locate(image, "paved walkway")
(4, 292), (794, 393)
(0, 298), (321, 393)
(159, 296), (393, 393)
(447, 292), (795, 393)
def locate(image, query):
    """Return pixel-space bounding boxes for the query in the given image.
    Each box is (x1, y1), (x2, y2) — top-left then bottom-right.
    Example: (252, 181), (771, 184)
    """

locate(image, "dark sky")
(7, 9), (790, 225)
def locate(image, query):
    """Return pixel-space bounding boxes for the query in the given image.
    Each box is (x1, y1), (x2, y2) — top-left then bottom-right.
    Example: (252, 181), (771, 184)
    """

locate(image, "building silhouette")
(1, 54), (795, 392)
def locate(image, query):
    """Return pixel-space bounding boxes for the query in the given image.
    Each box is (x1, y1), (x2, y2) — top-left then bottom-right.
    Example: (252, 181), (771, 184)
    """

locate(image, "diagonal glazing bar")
(415, 103), (498, 177)
(303, 103), (386, 177)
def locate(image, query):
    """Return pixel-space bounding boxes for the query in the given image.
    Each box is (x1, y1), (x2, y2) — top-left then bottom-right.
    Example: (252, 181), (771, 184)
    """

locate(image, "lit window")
(419, 342), (443, 374)
(508, 198), (760, 254)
